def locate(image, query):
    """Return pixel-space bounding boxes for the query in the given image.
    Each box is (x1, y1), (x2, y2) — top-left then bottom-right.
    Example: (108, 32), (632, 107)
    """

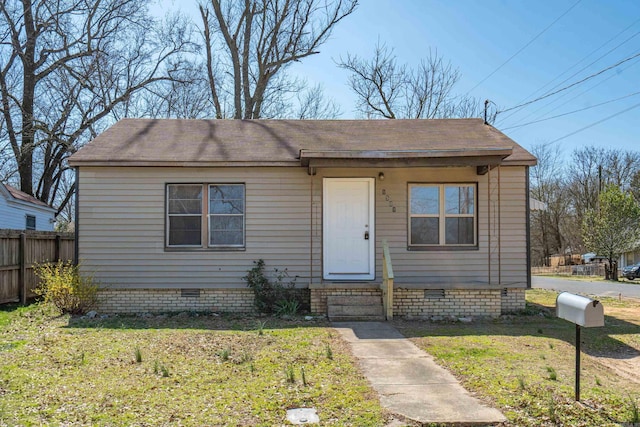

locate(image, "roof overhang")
(299, 148), (513, 170)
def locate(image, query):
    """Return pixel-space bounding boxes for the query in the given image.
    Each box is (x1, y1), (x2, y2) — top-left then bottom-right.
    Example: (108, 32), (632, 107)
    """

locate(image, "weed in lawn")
(595, 376), (602, 386)
(630, 395), (640, 423)
(548, 393), (557, 424)
(549, 343), (554, 350)
(546, 366), (557, 381)
(160, 364), (170, 378)
(517, 376), (526, 391)
(325, 343), (333, 360)
(219, 348), (230, 361)
(78, 351), (86, 365)
(285, 366), (295, 383)
(301, 367), (307, 386)
(239, 351), (253, 364)
(153, 360), (159, 375)
(255, 320), (267, 336)
(249, 362), (255, 373)
(134, 347), (142, 363)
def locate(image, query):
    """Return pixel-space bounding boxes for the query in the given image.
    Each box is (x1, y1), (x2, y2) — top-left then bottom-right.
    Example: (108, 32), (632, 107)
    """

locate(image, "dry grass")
(395, 289), (640, 426)
(0, 306), (385, 426)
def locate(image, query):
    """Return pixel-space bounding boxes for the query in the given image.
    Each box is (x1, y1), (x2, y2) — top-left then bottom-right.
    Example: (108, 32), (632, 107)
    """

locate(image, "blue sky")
(157, 0), (640, 155)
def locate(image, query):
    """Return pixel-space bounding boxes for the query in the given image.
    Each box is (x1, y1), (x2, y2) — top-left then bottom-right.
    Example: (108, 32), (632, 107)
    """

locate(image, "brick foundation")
(97, 286), (525, 317)
(393, 288), (501, 318)
(98, 288), (256, 314)
(501, 288), (526, 313)
(310, 285), (526, 318)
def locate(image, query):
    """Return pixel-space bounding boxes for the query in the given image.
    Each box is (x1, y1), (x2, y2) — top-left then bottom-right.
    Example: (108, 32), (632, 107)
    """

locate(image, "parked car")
(622, 263), (640, 280)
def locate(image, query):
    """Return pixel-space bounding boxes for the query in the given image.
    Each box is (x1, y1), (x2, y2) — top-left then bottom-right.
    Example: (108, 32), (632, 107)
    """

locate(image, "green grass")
(396, 289), (640, 427)
(0, 305), (385, 426)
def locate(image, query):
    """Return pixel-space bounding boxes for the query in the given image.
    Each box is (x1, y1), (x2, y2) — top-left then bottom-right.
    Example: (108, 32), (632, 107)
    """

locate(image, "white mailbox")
(556, 292), (604, 327)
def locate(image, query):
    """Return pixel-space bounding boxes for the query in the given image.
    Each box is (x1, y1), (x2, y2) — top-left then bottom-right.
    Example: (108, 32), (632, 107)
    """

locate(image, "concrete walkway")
(333, 322), (506, 426)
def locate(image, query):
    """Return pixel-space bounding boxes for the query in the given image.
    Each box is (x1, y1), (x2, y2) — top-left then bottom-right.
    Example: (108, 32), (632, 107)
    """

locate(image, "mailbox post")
(556, 292), (604, 401)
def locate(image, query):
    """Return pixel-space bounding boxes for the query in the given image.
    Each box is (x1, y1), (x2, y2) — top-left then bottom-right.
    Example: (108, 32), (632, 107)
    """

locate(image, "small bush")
(243, 259), (300, 314)
(34, 261), (99, 315)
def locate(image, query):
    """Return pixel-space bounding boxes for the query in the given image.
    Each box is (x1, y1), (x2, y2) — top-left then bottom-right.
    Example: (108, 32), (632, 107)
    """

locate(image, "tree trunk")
(19, 0), (37, 196)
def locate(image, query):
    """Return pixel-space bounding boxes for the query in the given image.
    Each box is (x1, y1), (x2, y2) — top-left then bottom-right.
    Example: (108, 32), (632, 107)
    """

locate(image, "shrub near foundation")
(243, 259), (300, 314)
(34, 261), (99, 314)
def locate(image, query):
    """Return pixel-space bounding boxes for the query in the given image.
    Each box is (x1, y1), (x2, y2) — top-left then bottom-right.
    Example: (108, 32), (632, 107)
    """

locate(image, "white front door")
(323, 178), (375, 280)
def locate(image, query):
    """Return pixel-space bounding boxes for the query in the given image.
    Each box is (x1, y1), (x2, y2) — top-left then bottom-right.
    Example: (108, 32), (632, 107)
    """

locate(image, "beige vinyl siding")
(310, 166), (527, 287)
(79, 167), (312, 289)
(78, 164), (528, 290)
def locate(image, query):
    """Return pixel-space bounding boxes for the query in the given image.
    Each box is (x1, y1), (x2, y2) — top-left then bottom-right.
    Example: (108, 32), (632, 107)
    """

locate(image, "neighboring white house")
(0, 183), (56, 231)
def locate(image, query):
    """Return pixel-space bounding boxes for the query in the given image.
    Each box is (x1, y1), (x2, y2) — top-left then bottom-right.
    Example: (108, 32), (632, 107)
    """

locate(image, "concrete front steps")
(327, 295), (385, 321)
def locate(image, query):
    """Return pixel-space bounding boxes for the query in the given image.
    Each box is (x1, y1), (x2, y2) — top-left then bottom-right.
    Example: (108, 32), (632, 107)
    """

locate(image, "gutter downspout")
(525, 166), (531, 289)
(487, 166), (491, 285)
(74, 167), (79, 266)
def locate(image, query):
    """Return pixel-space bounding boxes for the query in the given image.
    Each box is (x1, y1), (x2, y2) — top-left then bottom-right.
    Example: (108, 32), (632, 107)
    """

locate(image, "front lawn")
(0, 306), (385, 426)
(396, 289), (640, 427)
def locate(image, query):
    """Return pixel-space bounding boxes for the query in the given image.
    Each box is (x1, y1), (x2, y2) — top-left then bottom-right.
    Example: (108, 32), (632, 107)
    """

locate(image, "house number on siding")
(381, 189), (396, 212)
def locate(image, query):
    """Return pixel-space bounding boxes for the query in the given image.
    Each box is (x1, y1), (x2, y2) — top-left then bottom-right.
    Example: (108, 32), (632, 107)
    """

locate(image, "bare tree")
(338, 42), (487, 120)
(567, 147), (640, 222)
(529, 143), (572, 265)
(0, 0), (194, 212)
(295, 83), (341, 119)
(198, 0), (356, 119)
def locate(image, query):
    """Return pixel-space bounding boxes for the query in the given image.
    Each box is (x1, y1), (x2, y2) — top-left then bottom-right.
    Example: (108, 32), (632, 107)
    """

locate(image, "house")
(0, 182), (56, 231)
(68, 118), (537, 318)
(620, 249), (640, 269)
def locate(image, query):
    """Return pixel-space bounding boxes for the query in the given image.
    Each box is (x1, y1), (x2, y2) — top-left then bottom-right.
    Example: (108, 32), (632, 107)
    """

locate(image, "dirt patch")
(596, 355), (640, 384)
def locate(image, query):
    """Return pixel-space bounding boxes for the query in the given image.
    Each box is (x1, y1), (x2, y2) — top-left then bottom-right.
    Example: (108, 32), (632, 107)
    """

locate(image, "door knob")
(364, 231), (369, 240)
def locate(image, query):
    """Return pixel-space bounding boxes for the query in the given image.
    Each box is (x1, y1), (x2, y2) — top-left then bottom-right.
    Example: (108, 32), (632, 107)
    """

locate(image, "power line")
(501, 90), (640, 130)
(504, 56), (640, 132)
(498, 50), (640, 114)
(546, 100), (640, 145)
(496, 17), (640, 126)
(464, 0), (582, 96)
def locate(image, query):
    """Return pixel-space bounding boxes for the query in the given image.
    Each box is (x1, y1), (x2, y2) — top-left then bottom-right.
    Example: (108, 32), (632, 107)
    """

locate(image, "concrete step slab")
(328, 304), (384, 317)
(326, 295), (381, 306)
(329, 315), (385, 322)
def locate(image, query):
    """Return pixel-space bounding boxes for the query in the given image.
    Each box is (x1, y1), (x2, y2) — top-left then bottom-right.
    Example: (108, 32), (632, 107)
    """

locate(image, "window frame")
(165, 183), (246, 251)
(207, 184), (246, 248)
(25, 214), (36, 231)
(407, 183), (478, 250)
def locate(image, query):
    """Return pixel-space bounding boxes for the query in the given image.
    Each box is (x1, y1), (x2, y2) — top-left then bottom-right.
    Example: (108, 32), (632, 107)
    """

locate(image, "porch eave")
(299, 148), (513, 168)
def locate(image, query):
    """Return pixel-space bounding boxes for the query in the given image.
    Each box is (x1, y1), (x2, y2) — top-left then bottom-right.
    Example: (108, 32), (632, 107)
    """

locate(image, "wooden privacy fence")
(0, 229), (75, 304)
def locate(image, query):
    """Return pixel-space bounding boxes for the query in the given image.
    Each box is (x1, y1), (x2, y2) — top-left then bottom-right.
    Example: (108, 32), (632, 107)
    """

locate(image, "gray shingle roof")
(69, 118), (536, 166)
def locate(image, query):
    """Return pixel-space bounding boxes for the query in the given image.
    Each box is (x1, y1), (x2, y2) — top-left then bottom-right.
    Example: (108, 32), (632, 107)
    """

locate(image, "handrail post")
(381, 240), (394, 320)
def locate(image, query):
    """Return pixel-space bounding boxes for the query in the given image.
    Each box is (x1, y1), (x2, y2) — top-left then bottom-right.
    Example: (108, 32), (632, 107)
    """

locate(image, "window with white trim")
(166, 184), (245, 249)
(409, 184), (476, 247)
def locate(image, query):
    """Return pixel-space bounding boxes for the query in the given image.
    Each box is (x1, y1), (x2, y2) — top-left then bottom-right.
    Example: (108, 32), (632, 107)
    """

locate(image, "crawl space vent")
(181, 289), (201, 298)
(424, 289), (445, 299)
